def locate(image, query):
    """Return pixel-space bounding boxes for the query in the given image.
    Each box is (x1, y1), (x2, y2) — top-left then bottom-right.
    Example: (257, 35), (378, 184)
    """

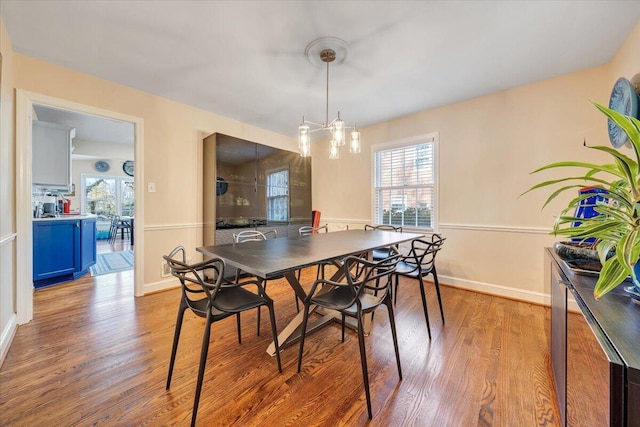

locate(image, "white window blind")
(373, 139), (435, 229)
(266, 169), (289, 221)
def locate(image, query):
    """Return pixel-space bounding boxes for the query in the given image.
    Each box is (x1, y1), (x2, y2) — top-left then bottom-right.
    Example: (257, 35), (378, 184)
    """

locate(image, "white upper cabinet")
(32, 121), (75, 191)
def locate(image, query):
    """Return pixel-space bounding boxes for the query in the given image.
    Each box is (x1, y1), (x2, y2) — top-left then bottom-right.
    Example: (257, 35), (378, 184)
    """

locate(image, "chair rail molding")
(439, 223), (551, 235)
(0, 233), (17, 246)
(146, 222), (202, 231)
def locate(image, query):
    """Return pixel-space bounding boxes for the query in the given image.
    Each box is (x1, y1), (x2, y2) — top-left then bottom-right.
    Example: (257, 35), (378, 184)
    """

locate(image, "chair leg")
(192, 314), (213, 427)
(356, 311), (373, 420)
(266, 300), (282, 373)
(236, 313), (242, 344)
(166, 303), (187, 390)
(394, 274), (400, 306)
(418, 276), (432, 340)
(297, 303), (312, 373)
(432, 268), (445, 324)
(257, 280), (266, 336)
(384, 297), (403, 380)
(341, 313), (346, 342)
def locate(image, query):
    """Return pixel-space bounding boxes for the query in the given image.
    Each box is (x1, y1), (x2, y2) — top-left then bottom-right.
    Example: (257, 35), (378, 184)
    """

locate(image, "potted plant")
(525, 100), (640, 299)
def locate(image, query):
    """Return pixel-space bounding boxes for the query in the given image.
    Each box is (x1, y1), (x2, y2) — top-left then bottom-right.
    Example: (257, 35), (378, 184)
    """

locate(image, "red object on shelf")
(63, 200), (70, 214)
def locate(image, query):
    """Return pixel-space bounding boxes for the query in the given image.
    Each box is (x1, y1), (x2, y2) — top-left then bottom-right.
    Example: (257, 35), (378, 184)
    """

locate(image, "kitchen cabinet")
(33, 217), (96, 288)
(547, 248), (640, 426)
(32, 120), (75, 191)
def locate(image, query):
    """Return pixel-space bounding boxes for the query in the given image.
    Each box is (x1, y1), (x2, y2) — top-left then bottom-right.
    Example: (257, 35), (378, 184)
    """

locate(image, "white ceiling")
(3, 1), (640, 139)
(33, 104), (134, 145)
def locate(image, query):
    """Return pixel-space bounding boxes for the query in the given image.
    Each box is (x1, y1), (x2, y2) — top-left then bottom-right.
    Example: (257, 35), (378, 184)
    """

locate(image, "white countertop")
(33, 214), (96, 222)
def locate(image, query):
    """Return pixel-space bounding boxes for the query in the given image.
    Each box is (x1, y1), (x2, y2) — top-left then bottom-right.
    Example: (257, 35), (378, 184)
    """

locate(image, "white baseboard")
(143, 278), (180, 294)
(439, 274), (550, 306)
(0, 314), (17, 368)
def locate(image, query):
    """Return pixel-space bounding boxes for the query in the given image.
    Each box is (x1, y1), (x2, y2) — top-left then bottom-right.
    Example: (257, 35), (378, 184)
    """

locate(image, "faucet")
(47, 190), (68, 215)
(48, 190), (68, 202)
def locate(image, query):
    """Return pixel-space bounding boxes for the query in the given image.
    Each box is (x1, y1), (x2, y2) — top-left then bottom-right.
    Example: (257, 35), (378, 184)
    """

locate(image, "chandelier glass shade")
(298, 41), (361, 159)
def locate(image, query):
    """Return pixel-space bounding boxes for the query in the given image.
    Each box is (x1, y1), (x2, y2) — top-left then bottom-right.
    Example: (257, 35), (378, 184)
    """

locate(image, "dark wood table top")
(197, 229), (423, 279)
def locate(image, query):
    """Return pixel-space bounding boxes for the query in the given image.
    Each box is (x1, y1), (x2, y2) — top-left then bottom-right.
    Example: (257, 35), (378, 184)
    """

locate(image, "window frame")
(265, 167), (290, 222)
(371, 132), (439, 232)
(80, 173), (135, 217)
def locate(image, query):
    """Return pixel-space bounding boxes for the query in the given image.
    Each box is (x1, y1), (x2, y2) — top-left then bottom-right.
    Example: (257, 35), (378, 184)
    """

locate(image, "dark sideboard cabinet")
(546, 248), (640, 426)
(202, 132), (312, 247)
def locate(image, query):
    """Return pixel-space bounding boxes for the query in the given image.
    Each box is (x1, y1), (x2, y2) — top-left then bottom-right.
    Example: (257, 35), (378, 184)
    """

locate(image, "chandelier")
(298, 38), (361, 159)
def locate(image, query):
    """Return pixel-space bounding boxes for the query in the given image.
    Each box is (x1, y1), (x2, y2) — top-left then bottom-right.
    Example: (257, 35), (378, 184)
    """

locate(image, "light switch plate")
(147, 182), (156, 192)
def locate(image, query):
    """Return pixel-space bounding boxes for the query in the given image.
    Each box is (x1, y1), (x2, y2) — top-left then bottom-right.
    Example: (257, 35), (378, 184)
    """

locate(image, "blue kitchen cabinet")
(79, 218), (97, 273)
(33, 217), (96, 288)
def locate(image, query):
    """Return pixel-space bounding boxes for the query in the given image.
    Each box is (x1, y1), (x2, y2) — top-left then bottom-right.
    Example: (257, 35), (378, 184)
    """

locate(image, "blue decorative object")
(572, 187), (608, 243)
(608, 77), (640, 148)
(94, 160), (110, 173)
(628, 263), (640, 299)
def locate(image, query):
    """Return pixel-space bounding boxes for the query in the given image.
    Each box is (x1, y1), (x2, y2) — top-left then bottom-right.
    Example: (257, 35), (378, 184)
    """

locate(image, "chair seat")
(214, 286), (266, 312)
(311, 286), (384, 314)
(372, 248), (394, 260)
(396, 261), (420, 276)
(187, 297), (235, 320)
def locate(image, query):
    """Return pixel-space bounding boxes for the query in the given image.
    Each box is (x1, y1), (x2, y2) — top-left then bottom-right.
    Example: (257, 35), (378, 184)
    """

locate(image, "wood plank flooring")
(0, 263), (560, 426)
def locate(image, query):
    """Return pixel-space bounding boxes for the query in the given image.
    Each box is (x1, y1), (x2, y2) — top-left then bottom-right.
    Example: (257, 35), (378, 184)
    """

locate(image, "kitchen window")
(372, 134), (437, 230)
(266, 169), (289, 221)
(82, 174), (134, 217)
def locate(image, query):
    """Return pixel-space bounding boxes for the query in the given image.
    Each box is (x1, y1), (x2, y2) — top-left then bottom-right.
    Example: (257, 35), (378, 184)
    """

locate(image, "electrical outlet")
(162, 258), (191, 278)
(162, 262), (171, 277)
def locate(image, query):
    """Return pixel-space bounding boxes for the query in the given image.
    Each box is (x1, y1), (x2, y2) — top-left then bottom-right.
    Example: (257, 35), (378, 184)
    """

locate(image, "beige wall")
(609, 17), (640, 82)
(0, 15), (17, 363)
(12, 52), (297, 294)
(313, 20), (640, 303)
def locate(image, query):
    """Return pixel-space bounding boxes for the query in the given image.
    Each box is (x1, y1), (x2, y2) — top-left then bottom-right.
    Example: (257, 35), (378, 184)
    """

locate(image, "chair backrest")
(298, 224), (329, 236)
(233, 229), (277, 243)
(365, 224), (403, 232)
(405, 235), (445, 273)
(163, 246), (226, 314)
(111, 215), (121, 226)
(329, 249), (401, 310)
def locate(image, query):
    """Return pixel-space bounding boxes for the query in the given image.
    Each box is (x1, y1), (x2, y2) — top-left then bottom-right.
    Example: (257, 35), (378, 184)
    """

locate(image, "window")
(82, 174), (134, 216)
(373, 135), (437, 229)
(266, 169), (289, 221)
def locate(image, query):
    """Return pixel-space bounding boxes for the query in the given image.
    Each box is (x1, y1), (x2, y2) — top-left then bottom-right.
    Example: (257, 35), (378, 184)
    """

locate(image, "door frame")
(16, 89), (145, 324)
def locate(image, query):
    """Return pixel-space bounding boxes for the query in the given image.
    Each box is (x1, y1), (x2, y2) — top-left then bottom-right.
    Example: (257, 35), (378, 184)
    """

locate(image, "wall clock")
(608, 77), (639, 148)
(122, 160), (134, 177)
(94, 160), (110, 172)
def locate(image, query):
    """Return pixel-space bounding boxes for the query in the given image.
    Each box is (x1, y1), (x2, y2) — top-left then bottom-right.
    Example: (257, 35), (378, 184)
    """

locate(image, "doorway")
(16, 90), (145, 324)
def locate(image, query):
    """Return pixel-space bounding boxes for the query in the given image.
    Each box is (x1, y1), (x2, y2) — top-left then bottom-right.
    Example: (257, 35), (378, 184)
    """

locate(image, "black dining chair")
(394, 235), (446, 339)
(297, 224), (329, 281)
(108, 214), (131, 244)
(232, 229), (296, 330)
(163, 246), (282, 427)
(297, 250), (403, 420)
(365, 224), (403, 260)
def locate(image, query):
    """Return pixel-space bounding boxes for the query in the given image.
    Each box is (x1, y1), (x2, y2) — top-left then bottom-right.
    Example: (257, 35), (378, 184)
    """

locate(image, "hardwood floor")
(0, 264), (560, 426)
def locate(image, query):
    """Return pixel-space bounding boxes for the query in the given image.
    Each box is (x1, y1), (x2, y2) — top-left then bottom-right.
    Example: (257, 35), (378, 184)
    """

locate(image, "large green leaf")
(594, 256), (630, 299)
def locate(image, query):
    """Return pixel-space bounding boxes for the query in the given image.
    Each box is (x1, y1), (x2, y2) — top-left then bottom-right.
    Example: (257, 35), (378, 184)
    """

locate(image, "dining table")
(197, 228), (423, 356)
